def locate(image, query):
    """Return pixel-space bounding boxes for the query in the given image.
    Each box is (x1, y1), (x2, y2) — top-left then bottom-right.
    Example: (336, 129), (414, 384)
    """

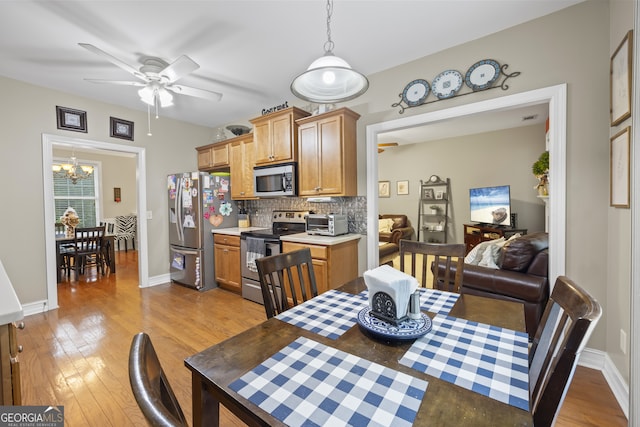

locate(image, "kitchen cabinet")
(229, 134), (256, 200)
(296, 107), (359, 197)
(250, 107), (310, 166)
(214, 234), (241, 293)
(196, 141), (229, 171)
(282, 239), (358, 295)
(0, 322), (22, 405)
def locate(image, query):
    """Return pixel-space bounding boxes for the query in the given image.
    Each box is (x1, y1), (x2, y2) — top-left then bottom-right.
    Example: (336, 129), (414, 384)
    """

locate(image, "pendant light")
(291, 0), (369, 103)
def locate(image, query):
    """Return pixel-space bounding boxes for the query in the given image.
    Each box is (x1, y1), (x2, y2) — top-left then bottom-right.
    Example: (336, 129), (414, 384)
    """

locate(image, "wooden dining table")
(184, 277), (533, 427)
(55, 234), (116, 282)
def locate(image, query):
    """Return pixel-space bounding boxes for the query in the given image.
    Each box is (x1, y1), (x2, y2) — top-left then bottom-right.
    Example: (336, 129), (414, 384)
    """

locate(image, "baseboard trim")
(146, 273), (170, 288)
(22, 300), (52, 317)
(579, 347), (629, 419)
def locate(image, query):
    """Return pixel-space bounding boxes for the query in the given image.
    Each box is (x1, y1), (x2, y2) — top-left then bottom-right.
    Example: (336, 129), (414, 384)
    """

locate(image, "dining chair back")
(528, 275), (602, 427)
(399, 240), (466, 291)
(128, 332), (188, 427)
(70, 225), (106, 279)
(255, 248), (318, 319)
(100, 220), (115, 234)
(115, 215), (137, 252)
(55, 222), (66, 235)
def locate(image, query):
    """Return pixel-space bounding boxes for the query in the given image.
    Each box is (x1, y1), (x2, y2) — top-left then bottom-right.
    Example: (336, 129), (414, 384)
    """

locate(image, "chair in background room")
(56, 222), (74, 280)
(399, 240), (466, 291)
(69, 225), (106, 280)
(255, 248), (318, 319)
(528, 275), (602, 427)
(128, 332), (188, 427)
(115, 215), (137, 252)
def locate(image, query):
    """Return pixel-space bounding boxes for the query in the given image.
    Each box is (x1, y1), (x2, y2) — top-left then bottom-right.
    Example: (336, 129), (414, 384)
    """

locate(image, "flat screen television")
(469, 185), (511, 226)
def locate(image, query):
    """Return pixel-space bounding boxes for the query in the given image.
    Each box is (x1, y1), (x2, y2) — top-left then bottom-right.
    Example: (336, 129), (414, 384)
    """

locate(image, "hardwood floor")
(20, 251), (627, 426)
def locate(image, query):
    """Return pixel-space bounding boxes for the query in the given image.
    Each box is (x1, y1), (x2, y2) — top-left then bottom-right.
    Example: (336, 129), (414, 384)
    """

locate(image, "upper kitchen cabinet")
(196, 141), (229, 171)
(229, 133), (256, 200)
(297, 107), (360, 197)
(250, 107), (310, 166)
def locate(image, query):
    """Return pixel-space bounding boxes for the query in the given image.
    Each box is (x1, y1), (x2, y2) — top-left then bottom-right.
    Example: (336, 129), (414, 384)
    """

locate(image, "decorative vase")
(65, 225), (75, 238)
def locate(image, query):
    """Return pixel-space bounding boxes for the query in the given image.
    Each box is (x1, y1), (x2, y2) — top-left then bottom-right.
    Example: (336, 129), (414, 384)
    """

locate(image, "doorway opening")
(43, 134), (149, 310)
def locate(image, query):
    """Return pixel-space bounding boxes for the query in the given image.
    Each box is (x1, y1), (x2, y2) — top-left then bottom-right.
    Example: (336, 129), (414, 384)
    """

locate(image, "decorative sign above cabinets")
(392, 59), (521, 114)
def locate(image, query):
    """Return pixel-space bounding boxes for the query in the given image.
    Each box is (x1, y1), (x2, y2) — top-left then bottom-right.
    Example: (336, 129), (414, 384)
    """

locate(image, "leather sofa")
(436, 232), (549, 339)
(378, 214), (415, 245)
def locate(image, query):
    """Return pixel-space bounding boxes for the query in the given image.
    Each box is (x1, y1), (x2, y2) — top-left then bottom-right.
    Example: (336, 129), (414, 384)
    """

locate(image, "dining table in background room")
(185, 277), (531, 427)
(55, 232), (116, 282)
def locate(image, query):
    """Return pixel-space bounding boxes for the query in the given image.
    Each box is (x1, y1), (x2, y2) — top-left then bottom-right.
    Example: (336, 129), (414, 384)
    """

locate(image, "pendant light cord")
(324, 0), (334, 54)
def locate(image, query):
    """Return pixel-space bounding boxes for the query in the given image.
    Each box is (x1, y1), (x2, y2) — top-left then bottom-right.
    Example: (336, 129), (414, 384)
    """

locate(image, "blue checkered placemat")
(399, 314), (530, 410)
(359, 288), (459, 316)
(276, 290), (368, 340)
(229, 337), (428, 427)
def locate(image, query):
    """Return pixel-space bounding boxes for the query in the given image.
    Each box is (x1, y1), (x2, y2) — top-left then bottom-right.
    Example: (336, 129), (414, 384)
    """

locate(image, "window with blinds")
(53, 161), (99, 227)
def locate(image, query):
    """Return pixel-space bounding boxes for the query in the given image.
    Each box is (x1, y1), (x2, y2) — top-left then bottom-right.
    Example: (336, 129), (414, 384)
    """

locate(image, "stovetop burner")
(240, 210), (309, 240)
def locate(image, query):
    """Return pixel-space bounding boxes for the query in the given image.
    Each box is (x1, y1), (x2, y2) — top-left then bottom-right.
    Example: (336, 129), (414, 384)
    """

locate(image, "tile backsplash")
(244, 197), (367, 234)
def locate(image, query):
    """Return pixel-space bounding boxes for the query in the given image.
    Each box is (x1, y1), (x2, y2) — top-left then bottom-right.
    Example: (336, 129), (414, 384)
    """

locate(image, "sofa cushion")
(500, 232), (549, 272)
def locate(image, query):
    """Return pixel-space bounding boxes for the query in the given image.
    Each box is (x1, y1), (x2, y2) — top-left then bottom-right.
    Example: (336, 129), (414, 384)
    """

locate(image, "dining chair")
(128, 332), (188, 427)
(399, 240), (466, 291)
(115, 215), (137, 252)
(69, 225), (106, 280)
(528, 275), (602, 427)
(255, 248), (318, 319)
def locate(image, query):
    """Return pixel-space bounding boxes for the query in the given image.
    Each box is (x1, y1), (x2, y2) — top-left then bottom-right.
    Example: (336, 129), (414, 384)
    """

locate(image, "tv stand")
(464, 223), (527, 254)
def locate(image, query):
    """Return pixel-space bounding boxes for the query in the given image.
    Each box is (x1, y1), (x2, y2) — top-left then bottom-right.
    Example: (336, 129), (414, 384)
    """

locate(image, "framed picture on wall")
(610, 30), (633, 126)
(56, 106), (87, 132)
(110, 117), (134, 141)
(396, 180), (409, 195)
(610, 126), (630, 208)
(378, 181), (390, 198)
(422, 188), (435, 200)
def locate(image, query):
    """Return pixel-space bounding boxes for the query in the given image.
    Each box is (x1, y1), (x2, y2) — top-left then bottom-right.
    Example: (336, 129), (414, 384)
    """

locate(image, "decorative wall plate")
(465, 59), (501, 91)
(357, 307), (432, 342)
(431, 70), (463, 99)
(401, 79), (430, 107)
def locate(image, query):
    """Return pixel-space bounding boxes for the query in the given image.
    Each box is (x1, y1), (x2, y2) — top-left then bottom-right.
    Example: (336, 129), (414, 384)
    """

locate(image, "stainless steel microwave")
(253, 162), (297, 197)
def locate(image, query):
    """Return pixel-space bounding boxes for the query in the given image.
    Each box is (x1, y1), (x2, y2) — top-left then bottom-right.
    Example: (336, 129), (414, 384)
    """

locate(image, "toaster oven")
(305, 214), (348, 236)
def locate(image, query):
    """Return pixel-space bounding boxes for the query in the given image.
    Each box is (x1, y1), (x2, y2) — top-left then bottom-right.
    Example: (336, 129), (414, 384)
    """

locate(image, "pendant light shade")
(290, 0), (369, 104)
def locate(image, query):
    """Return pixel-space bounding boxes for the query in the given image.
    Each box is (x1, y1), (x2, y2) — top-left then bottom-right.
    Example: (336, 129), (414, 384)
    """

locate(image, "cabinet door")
(315, 116), (343, 194)
(214, 244), (241, 292)
(253, 120), (272, 164)
(197, 148), (212, 170)
(297, 122), (320, 196)
(311, 258), (328, 294)
(271, 114), (294, 162)
(211, 143), (229, 168)
(230, 138), (255, 199)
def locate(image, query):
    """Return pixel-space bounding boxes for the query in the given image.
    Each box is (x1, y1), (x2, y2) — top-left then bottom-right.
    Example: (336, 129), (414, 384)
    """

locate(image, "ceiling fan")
(78, 43), (222, 108)
(378, 142), (399, 153)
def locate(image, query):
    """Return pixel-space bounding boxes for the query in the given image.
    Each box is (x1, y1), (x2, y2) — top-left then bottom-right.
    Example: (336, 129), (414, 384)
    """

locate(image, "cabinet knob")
(17, 345), (23, 353)
(17, 322), (25, 330)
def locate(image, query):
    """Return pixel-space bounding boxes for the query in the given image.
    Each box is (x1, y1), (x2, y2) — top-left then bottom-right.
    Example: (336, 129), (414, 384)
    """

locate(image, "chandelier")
(290, 0), (369, 103)
(52, 155), (94, 184)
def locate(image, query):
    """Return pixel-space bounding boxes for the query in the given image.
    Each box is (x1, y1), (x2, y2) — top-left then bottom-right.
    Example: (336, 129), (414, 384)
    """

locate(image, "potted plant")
(532, 151), (549, 196)
(430, 205), (441, 215)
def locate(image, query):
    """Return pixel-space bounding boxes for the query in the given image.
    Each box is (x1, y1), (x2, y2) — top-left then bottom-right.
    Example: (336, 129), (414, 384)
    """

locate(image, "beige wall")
(378, 124), (547, 242)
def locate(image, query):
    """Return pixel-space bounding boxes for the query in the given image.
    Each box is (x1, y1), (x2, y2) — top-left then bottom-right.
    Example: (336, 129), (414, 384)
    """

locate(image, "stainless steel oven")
(240, 210), (308, 305)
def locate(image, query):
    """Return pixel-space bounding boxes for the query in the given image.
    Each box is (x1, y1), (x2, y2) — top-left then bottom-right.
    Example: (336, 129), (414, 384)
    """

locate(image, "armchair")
(378, 214), (414, 245)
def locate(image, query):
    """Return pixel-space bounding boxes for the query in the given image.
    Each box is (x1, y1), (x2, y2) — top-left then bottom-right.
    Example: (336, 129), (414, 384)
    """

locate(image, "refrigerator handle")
(171, 246), (200, 256)
(176, 176), (184, 241)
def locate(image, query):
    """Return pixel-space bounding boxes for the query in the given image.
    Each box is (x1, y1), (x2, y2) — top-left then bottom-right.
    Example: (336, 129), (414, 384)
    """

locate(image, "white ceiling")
(1, 0), (581, 133)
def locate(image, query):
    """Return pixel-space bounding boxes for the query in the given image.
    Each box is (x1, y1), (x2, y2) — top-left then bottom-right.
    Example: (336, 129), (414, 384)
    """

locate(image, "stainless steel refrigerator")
(168, 171), (237, 291)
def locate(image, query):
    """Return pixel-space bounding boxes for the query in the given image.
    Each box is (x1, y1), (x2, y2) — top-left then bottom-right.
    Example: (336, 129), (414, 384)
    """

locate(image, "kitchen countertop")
(281, 232), (361, 246)
(211, 226), (268, 236)
(0, 260), (24, 324)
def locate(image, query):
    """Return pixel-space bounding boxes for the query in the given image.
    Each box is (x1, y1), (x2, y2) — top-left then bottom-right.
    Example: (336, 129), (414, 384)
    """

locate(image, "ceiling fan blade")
(78, 43), (146, 80)
(166, 84), (222, 102)
(160, 55), (199, 83)
(84, 79), (146, 87)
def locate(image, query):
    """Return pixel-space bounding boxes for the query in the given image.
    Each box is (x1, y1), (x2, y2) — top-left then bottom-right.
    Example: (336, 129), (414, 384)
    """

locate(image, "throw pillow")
(378, 218), (394, 233)
(464, 237), (505, 265)
(478, 243), (501, 269)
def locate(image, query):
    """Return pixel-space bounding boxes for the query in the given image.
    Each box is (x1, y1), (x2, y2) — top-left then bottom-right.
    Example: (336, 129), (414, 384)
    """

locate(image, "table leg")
(56, 242), (62, 282)
(191, 373), (219, 427)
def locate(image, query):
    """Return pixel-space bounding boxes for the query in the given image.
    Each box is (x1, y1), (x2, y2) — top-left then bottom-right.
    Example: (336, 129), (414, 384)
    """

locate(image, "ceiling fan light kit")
(291, 0), (368, 104)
